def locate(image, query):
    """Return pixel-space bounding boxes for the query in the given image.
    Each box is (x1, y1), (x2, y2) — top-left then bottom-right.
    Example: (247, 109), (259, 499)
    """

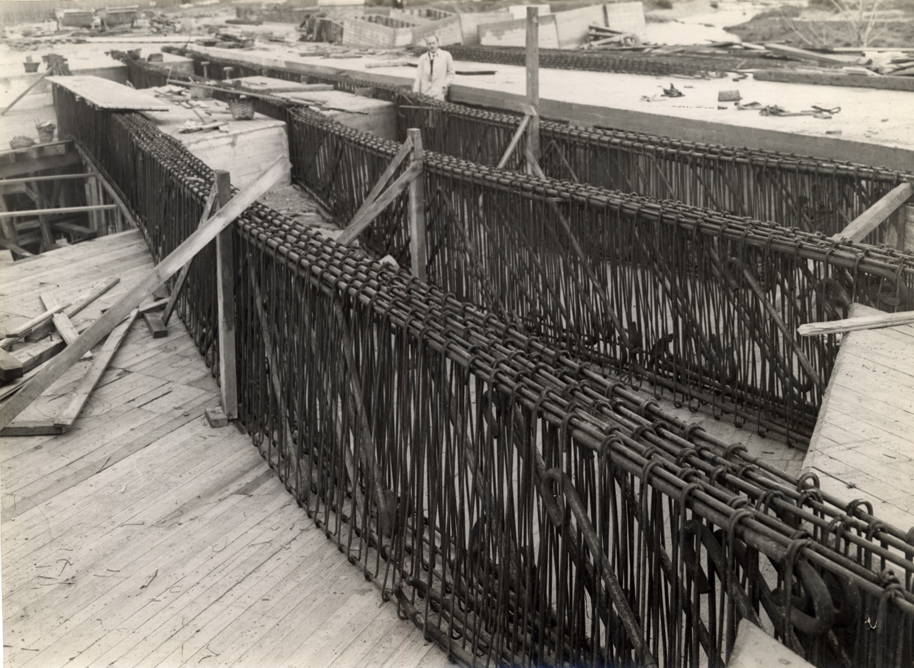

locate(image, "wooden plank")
(0, 152), (81, 180)
(40, 291), (92, 359)
(4, 461), (284, 654)
(50, 221), (97, 239)
(526, 7), (540, 169)
(496, 113), (530, 169)
(214, 170), (238, 419)
(0, 203), (119, 219)
(142, 311), (168, 338)
(0, 302), (69, 348)
(798, 309), (914, 336)
(753, 68), (914, 93)
(47, 75), (171, 111)
(0, 156), (290, 431)
(55, 311), (139, 429)
(343, 135), (413, 239)
(0, 347), (24, 381)
(72, 144), (141, 231)
(763, 43), (852, 66)
(831, 181), (914, 242)
(1, 419), (65, 436)
(27, 277), (119, 341)
(336, 161), (422, 246)
(0, 172), (92, 187)
(96, 503), (309, 668)
(0, 69), (53, 117)
(407, 128), (427, 281)
(162, 182), (218, 326)
(14, 338), (66, 373)
(33, 184), (58, 251)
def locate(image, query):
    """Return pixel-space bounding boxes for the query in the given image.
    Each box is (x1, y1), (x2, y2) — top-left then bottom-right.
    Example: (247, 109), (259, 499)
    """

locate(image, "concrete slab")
(142, 94), (291, 190)
(275, 89), (397, 141)
(184, 43), (914, 172)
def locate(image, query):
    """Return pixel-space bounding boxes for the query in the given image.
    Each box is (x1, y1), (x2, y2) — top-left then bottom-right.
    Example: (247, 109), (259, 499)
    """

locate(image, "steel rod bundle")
(54, 83), (914, 668)
(103, 61), (914, 443)
(253, 100), (914, 445)
(135, 53), (913, 243)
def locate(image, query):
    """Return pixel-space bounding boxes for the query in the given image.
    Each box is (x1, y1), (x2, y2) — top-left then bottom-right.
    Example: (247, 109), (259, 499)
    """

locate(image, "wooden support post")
(84, 174), (99, 234)
(345, 136), (413, 235)
(0, 156), (289, 431)
(336, 161), (422, 246)
(0, 236), (34, 259)
(162, 182), (218, 326)
(1, 69), (52, 117)
(32, 183), (57, 251)
(215, 170), (238, 420)
(0, 195), (22, 254)
(497, 114), (531, 170)
(0, 204), (118, 219)
(832, 181), (914, 243)
(72, 144), (141, 231)
(407, 128), (426, 281)
(93, 176), (108, 236)
(526, 7), (540, 174)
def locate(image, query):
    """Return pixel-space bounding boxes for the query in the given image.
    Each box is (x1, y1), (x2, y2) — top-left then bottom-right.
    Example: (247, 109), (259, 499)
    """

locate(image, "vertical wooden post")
(33, 183), (56, 251)
(95, 177), (108, 235)
(84, 176), (101, 235)
(407, 128), (426, 281)
(526, 6), (540, 173)
(215, 170), (238, 419)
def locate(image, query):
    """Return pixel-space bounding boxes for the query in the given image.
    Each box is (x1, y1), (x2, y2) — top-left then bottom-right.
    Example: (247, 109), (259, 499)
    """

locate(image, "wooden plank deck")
(804, 303), (914, 530)
(1, 230), (447, 668)
(46, 76), (170, 111)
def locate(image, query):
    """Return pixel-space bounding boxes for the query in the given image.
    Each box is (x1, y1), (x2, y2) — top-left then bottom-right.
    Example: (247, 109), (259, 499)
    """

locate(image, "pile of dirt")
(727, 2), (914, 49)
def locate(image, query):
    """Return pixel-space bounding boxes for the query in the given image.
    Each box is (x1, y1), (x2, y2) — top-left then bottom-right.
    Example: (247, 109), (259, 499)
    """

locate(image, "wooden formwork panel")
(343, 14), (461, 47)
(479, 13), (559, 48)
(553, 4), (605, 48)
(605, 1), (646, 40)
(457, 10), (512, 45)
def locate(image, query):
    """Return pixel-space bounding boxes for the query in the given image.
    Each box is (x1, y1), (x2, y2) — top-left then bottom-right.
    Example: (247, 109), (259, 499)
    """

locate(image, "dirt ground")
(726, 0), (914, 48)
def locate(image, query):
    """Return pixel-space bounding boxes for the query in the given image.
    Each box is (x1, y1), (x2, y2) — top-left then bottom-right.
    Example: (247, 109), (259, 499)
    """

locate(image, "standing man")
(412, 35), (454, 101)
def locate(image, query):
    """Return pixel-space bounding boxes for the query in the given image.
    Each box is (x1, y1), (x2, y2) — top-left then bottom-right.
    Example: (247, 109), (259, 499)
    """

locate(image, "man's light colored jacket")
(412, 49), (455, 100)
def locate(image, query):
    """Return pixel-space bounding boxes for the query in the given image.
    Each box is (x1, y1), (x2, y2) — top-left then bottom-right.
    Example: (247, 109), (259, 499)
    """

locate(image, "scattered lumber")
(40, 292), (91, 359)
(27, 277), (119, 341)
(0, 348), (23, 381)
(0, 302), (69, 349)
(753, 68), (914, 93)
(0, 156), (290, 431)
(142, 311), (168, 338)
(763, 43), (852, 66)
(799, 310), (914, 337)
(15, 338), (67, 374)
(0, 237), (35, 258)
(54, 310), (138, 429)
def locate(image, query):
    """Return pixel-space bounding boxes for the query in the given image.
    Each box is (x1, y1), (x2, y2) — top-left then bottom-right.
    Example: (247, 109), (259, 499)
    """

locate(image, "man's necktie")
(429, 55), (434, 77)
